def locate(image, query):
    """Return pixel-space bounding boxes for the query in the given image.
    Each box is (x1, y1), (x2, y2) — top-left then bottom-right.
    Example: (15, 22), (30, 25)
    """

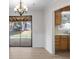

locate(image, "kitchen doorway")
(55, 6), (70, 54)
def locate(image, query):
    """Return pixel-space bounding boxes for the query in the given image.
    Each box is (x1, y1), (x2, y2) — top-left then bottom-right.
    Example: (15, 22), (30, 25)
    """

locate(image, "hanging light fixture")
(14, 0), (28, 16)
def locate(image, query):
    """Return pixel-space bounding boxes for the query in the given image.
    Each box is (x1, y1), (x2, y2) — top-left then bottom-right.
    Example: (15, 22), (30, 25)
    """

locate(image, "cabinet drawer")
(61, 36), (68, 39)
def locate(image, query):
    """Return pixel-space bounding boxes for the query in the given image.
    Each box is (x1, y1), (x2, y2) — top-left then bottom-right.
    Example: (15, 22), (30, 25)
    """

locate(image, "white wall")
(44, 0), (70, 54)
(32, 10), (45, 48)
(9, 10), (45, 48)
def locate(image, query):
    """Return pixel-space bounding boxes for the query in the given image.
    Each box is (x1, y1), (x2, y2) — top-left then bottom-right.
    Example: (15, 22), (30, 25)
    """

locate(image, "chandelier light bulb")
(16, 4), (20, 9)
(23, 5), (26, 9)
(26, 7), (28, 11)
(14, 8), (17, 11)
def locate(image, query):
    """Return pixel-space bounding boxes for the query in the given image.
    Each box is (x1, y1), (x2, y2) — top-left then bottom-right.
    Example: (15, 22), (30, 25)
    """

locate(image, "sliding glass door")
(9, 20), (32, 47)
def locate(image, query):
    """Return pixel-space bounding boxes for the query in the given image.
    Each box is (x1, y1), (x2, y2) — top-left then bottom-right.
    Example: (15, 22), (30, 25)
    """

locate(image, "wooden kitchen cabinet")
(55, 6), (70, 25)
(55, 35), (70, 52)
(55, 11), (61, 25)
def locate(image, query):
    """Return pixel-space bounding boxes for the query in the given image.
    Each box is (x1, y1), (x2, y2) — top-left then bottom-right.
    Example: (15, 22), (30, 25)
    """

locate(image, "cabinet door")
(55, 35), (70, 51)
(55, 36), (61, 51)
(61, 36), (68, 50)
(55, 11), (61, 25)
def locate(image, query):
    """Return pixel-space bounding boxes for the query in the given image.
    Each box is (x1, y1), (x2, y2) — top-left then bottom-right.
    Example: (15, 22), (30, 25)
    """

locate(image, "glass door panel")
(20, 21), (32, 47)
(9, 22), (21, 47)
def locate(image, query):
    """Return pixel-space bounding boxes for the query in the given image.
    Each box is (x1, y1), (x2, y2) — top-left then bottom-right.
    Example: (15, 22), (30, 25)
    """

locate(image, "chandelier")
(14, 0), (28, 16)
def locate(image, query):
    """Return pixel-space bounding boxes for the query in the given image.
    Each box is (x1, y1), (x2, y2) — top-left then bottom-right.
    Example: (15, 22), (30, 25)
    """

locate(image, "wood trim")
(56, 6), (70, 11)
(9, 16), (32, 22)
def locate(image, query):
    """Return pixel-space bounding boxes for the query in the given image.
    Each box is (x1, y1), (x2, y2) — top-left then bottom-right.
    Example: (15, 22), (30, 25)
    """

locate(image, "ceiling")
(9, 0), (52, 11)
